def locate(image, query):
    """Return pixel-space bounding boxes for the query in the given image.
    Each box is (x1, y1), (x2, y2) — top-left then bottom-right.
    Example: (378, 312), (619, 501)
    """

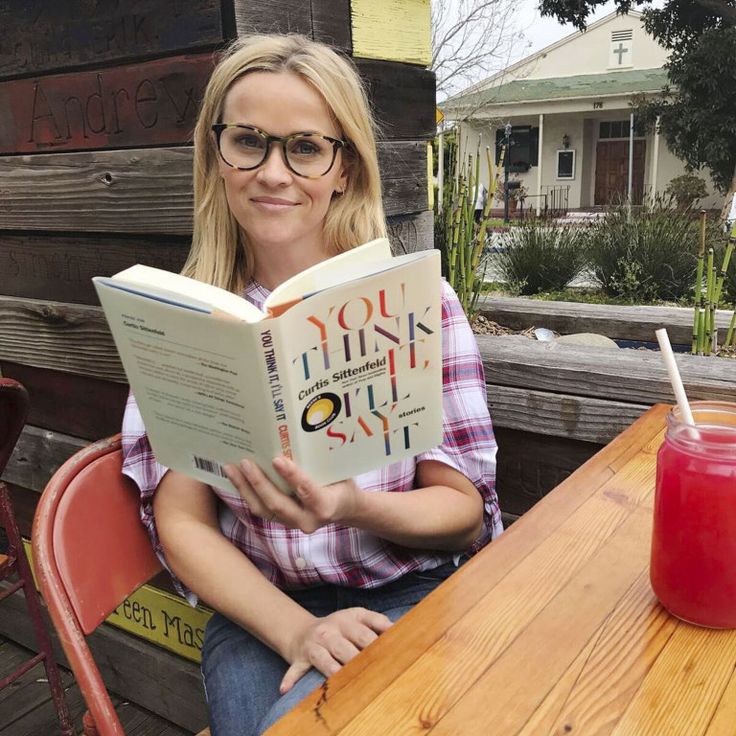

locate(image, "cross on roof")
(613, 42), (629, 65)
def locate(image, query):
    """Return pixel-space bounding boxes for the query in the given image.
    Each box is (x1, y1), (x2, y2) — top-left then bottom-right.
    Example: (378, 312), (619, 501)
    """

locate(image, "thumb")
(280, 660), (310, 695)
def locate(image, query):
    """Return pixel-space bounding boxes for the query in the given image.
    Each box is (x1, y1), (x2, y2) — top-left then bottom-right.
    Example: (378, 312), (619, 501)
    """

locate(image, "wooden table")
(267, 404), (736, 735)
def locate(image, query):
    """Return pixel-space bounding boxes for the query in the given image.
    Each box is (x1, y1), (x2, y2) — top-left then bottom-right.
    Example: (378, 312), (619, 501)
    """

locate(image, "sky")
(515, 0), (622, 57)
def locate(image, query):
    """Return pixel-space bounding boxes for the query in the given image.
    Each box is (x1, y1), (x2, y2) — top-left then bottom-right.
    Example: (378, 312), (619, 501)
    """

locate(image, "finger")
(223, 464), (265, 515)
(344, 624), (380, 650)
(272, 456), (327, 513)
(280, 660), (311, 695)
(240, 459), (303, 523)
(355, 609), (393, 634)
(307, 646), (342, 680)
(272, 456), (319, 499)
(327, 638), (361, 665)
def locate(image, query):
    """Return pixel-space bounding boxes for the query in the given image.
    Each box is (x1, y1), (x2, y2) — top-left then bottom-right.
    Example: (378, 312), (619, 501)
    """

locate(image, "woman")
(122, 34), (501, 736)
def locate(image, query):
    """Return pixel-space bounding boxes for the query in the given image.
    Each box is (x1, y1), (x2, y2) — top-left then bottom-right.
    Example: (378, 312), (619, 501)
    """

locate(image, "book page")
(104, 266), (265, 322)
(95, 280), (289, 493)
(265, 237), (392, 311)
(274, 250), (443, 486)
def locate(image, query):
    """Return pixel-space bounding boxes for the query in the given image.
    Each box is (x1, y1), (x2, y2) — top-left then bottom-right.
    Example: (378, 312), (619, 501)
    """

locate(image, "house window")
(599, 120), (632, 139)
(609, 29), (633, 68)
(495, 126), (539, 172)
(556, 149), (575, 180)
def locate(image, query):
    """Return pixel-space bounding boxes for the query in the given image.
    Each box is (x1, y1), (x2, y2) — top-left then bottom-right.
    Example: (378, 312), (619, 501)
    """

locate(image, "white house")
(441, 11), (723, 213)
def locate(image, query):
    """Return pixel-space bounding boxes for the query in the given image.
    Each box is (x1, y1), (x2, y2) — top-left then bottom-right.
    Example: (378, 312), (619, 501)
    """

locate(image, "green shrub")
(665, 173), (708, 210)
(585, 199), (700, 302)
(495, 220), (588, 295)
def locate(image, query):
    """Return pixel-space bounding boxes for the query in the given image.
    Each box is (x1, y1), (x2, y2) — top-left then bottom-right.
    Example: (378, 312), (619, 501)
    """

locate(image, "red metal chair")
(0, 377), (73, 735)
(32, 434), (165, 736)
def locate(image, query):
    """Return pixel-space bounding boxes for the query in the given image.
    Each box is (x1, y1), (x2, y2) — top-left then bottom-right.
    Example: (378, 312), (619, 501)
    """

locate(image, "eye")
(289, 137), (323, 157)
(233, 132), (265, 150)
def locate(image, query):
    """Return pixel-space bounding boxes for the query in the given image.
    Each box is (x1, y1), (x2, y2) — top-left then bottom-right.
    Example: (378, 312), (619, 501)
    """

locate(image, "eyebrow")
(219, 123), (340, 139)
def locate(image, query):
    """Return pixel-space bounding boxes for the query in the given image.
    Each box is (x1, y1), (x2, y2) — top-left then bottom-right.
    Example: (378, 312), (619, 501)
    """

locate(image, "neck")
(251, 241), (329, 291)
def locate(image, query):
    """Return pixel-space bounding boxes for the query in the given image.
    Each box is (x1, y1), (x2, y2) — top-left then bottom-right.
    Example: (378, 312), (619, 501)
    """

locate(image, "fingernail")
(240, 459), (252, 474)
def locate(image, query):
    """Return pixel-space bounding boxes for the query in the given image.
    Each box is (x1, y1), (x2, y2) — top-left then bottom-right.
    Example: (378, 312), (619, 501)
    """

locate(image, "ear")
(335, 165), (348, 196)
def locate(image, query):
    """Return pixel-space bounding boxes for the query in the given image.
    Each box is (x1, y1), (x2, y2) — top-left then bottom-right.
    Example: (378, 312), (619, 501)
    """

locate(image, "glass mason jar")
(650, 401), (736, 628)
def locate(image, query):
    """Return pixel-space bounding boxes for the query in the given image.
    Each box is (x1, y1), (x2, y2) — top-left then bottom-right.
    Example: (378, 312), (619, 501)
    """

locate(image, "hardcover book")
(93, 238), (443, 494)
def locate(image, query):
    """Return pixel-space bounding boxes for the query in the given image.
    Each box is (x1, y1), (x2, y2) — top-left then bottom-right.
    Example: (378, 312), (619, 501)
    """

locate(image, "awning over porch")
(442, 68), (668, 118)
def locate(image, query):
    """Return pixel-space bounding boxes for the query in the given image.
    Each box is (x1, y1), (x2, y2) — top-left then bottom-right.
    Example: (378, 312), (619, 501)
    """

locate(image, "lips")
(251, 196), (298, 207)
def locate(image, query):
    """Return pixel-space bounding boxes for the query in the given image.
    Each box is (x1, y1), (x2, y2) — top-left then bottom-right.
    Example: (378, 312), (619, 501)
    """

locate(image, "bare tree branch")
(431, 0), (526, 101)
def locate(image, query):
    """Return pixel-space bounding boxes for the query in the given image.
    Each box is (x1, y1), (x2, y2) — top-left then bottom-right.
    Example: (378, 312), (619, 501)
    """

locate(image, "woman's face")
(216, 71), (348, 262)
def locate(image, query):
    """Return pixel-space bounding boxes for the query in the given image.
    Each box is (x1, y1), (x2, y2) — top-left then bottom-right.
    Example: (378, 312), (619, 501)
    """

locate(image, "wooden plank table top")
(266, 404), (736, 736)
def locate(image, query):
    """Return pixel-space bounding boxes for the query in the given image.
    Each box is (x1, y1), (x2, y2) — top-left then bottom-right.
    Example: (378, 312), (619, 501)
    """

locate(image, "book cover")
(94, 242), (442, 494)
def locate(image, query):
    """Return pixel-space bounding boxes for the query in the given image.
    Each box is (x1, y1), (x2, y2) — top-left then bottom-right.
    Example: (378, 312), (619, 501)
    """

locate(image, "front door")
(594, 140), (646, 205)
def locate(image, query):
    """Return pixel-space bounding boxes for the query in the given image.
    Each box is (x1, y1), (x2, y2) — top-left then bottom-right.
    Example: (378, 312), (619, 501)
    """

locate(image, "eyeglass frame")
(211, 123), (349, 179)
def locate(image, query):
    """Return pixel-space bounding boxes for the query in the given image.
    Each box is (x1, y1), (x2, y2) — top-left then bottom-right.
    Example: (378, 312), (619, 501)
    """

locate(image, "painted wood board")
(489, 384), (648, 444)
(0, 0), (224, 80)
(479, 335), (736, 404)
(0, 142), (426, 234)
(0, 233), (190, 305)
(0, 362), (128, 440)
(233, 0), (351, 50)
(0, 55), (433, 156)
(495, 427), (601, 516)
(356, 58), (435, 139)
(0, 54), (216, 154)
(478, 295), (735, 347)
(351, 0), (431, 66)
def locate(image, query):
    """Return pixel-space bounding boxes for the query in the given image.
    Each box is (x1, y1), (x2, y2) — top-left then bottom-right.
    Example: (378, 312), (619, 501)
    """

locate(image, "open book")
(93, 238), (443, 494)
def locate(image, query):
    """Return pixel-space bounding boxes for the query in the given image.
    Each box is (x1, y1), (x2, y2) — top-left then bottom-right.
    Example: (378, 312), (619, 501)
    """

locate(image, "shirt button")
(295, 557), (307, 570)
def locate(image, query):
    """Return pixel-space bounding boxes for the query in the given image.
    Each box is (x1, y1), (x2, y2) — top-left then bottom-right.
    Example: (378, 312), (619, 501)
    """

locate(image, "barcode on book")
(192, 456), (228, 478)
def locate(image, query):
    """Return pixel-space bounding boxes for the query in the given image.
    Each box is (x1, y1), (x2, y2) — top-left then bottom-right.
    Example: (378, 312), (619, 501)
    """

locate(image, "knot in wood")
(40, 305), (69, 326)
(101, 173), (114, 186)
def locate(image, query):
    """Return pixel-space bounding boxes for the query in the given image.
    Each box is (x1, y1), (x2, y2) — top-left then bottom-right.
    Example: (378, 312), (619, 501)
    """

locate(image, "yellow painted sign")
(436, 107), (444, 125)
(107, 584), (212, 663)
(351, 0), (431, 66)
(427, 142), (434, 210)
(23, 539), (211, 663)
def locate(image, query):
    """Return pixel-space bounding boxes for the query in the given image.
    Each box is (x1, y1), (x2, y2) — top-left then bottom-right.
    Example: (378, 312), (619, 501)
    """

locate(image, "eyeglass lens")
(219, 127), (337, 176)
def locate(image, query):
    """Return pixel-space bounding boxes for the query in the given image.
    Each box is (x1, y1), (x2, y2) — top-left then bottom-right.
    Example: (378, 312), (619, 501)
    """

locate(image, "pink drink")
(650, 402), (736, 628)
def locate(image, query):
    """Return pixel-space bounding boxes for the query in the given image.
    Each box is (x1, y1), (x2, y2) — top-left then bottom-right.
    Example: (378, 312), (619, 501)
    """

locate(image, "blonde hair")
(182, 34), (387, 293)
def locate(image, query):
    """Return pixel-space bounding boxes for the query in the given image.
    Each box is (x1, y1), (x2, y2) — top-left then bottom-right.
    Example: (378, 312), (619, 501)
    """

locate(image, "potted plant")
(495, 180), (528, 214)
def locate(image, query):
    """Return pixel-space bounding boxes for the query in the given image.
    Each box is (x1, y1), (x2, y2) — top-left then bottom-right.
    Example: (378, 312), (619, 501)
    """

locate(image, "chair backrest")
(0, 378), (30, 475)
(32, 434), (163, 736)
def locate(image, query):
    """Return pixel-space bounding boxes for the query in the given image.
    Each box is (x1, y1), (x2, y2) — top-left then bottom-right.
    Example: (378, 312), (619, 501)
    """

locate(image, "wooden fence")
(0, 0), (435, 730)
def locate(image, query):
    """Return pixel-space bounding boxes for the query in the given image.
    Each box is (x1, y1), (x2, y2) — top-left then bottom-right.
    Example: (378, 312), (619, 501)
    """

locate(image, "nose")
(255, 142), (293, 186)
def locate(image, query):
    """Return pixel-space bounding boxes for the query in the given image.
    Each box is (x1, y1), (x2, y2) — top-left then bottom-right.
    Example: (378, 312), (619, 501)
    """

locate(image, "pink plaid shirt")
(122, 278), (501, 604)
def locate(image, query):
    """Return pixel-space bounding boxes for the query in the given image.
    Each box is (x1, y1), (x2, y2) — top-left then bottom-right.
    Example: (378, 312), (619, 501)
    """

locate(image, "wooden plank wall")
(481, 335), (736, 518)
(0, 0), (435, 730)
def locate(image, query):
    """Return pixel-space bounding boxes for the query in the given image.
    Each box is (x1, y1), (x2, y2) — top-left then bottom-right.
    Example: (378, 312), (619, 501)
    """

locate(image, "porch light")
(562, 134), (571, 149)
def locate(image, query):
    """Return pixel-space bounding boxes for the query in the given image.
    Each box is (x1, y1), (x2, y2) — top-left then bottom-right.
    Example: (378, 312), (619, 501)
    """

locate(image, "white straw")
(655, 328), (696, 426)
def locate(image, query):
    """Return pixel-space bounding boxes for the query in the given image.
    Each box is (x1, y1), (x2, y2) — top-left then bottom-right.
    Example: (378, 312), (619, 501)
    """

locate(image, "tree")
(539, 0), (736, 198)
(431, 0), (523, 102)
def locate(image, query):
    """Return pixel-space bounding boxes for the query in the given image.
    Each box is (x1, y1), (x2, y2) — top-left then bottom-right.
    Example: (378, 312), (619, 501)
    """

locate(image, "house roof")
(444, 10), (645, 103)
(442, 68), (668, 115)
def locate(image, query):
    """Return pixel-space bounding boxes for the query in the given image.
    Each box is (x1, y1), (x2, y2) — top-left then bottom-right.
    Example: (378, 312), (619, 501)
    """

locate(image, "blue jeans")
(200, 560), (463, 736)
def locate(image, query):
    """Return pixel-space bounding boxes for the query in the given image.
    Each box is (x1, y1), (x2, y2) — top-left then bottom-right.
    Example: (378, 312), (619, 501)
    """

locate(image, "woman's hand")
(223, 456), (360, 532)
(281, 608), (393, 693)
